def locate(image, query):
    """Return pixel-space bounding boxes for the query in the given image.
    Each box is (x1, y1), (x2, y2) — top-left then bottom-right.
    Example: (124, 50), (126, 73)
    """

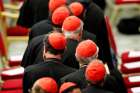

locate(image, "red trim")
(105, 16), (118, 55)
(116, 0), (140, 4)
(0, 0), (4, 11)
(0, 32), (6, 56)
(121, 52), (140, 63)
(124, 76), (140, 88)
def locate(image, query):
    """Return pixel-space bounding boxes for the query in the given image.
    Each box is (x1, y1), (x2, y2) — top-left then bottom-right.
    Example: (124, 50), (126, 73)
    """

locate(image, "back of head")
(44, 32), (66, 55)
(59, 82), (80, 93)
(32, 77), (58, 93)
(49, 0), (66, 12)
(85, 59), (106, 84)
(52, 6), (70, 26)
(69, 2), (84, 16)
(62, 16), (83, 39)
(75, 40), (99, 64)
(51, 2), (84, 27)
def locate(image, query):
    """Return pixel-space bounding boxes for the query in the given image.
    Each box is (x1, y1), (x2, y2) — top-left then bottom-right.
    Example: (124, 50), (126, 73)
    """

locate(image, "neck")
(69, 35), (81, 42)
(44, 52), (61, 60)
(67, 31), (82, 42)
(80, 64), (87, 68)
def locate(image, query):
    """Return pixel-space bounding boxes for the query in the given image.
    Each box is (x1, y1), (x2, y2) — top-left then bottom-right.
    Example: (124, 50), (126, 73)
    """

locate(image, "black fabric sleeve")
(110, 68), (127, 93)
(92, 0), (106, 10)
(104, 75), (121, 93)
(97, 18), (114, 70)
(21, 35), (44, 68)
(28, 20), (53, 42)
(21, 37), (38, 67)
(17, 0), (34, 28)
(21, 41), (33, 67)
(23, 70), (32, 93)
(28, 28), (34, 42)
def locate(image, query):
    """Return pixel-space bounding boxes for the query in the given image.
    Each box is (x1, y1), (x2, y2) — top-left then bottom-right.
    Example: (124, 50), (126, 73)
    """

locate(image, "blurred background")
(0, 0), (140, 93)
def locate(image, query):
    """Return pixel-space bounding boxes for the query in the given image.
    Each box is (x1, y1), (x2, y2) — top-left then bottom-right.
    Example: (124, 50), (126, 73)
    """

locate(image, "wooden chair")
(1, 67), (24, 80)
(128, 87), (140, 93)
(0, 89), (22, 93)
(1, 78), (22, 90)
(0, 33), (24, 82)
(105, 0), (140, 26)
(105, 16), (140, 73)
(0, 0), (29, 37)
(104, 16), (140, 89)
(124, 74), (140, 88)
(0, 21), (28, 67)
(121, 51), (140, 63)
(4, 0), (23, 11)
(0, 0), (28, 67)
(0, 23), (28, 67)
(0, 29), (8, 67)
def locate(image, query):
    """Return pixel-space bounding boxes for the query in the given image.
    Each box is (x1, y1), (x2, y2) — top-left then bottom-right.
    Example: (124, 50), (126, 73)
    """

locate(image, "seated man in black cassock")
(23, 32), (76, 93)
